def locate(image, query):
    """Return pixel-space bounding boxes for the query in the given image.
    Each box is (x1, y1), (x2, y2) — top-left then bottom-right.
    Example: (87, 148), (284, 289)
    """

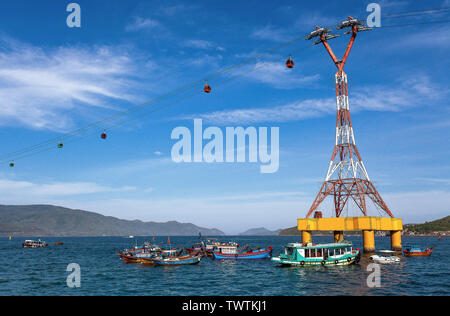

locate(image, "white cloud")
(125, 17), (162, 32)
(0, 179), (135, 197)
(182, 75), (445, 125)
(244, 61), (320, 89)
(0, 37), (145, 131)
(251, 25), (288, 42)
(185, 54), (224, 68)
(183, 98), (334, 125)
(378, 0), (409, 8)
(392, 27), (450, 48)
(182, 39), (225, 51)
(294, 12), (337, 30)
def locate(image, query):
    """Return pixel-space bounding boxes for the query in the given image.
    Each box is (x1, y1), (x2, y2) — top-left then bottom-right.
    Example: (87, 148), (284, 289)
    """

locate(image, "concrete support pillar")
(334, 231), (344, 243)
(363, 230), (375, 253)
(390, 230), (402, 251)
(301, 231), (312, 244)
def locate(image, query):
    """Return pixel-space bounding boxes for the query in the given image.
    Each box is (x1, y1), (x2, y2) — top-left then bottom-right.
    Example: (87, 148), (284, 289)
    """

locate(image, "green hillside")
(0, 205), (225, 237)
(404, 216), (450, 233)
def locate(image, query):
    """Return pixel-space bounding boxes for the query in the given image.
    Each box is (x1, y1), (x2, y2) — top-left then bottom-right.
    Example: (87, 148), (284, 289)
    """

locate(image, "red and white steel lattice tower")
(305, 17), (393, 218)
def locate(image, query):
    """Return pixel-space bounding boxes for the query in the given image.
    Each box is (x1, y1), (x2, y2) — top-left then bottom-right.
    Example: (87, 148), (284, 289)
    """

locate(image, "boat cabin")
(214, 244), (239, 255)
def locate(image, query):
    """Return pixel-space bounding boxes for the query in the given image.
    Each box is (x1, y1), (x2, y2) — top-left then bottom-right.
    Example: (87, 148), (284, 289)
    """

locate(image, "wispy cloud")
(182, 39), (225, 51)
(183, 98), (334, 125)
(251, 25), (288, 42)
(0, 37), (146, 131)
(182, 75), (446, 125)
(392, 27), (450, 48)
(125, 17), (163, 32)
(0, 179), (135, 197)
(244, 61), (320, 89)
(378, 0), (409, 8)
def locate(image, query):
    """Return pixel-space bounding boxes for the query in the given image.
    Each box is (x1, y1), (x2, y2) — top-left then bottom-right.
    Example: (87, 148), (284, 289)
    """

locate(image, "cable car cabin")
(204, 82), (212, 93)
(58, 142), (64, 149)
(286, 57), (294, 69)
(9, 162), (14, 168)
(101, 132), (107, 139)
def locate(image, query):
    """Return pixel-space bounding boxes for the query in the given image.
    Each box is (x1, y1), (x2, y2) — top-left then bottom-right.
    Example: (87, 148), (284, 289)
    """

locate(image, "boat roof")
(286, 242), (352, 249)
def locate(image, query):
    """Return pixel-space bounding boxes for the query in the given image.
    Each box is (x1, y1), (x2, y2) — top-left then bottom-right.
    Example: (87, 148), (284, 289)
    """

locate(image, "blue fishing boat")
(153, 254), (201, 266)
(212, 243), (272, 259)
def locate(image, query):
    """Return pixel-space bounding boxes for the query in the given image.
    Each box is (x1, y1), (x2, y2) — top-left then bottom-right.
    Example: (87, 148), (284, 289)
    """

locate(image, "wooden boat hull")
(213, 246), (272, 260)
(402, 247), (434, 257)
(118, 252), (141, 263)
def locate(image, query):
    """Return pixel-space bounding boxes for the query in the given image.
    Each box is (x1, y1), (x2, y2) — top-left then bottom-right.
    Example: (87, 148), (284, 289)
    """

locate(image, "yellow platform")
(298, 216), (403, 232)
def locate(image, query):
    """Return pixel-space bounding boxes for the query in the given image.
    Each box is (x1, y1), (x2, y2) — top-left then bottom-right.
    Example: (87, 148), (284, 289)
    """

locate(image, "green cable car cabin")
(271, 242), (360, 267)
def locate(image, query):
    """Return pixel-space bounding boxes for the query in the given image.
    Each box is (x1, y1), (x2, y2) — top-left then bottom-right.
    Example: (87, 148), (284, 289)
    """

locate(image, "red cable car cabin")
(101, 132), (107, 139)
(286, 56), (294, 69)
(204, 81), (211, 93)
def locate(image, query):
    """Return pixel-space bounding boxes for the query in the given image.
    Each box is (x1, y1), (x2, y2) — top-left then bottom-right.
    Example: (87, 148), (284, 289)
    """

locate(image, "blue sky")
(0, 0), (449, 234)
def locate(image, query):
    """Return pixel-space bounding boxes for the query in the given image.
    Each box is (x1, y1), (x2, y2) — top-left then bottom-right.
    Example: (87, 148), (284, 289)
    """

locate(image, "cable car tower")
(298, 17), (402, 252)
(305, 17), (391, 218)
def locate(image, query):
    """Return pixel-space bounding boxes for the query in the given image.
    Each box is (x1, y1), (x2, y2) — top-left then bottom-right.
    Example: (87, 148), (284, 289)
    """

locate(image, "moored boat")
(402, 245), (434, 257)
(118, 241), (183, 264)
(22, 239), (48, 248)
(153, 254), (201, 266)
(370, 250), (400, 263)
(212, 243), (272, 259)
(186, 242), (206, 257)
(271, 242), (360, 266)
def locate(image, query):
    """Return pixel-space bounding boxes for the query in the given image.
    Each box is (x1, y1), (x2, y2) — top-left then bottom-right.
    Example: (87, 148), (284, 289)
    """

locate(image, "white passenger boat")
(369, 250), (400, 263)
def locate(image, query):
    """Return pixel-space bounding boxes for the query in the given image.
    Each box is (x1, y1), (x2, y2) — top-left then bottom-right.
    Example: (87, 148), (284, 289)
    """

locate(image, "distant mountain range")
(0, 205), (225, 237)
(239, 227), (281, 236)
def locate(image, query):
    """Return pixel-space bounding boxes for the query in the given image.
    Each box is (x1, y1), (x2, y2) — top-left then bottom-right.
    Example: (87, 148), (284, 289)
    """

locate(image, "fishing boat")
(271, 242), (360, 266)
(370, 250), (400, 263)
(185, 242), (206, 257)
(402, 245), (434, 257)
(22, 239), (48, 248)
(118, 241), (183, 264)
(153, 254), (201, 266)
(118, 242), (161, 263)
(212, 243), (272, 259)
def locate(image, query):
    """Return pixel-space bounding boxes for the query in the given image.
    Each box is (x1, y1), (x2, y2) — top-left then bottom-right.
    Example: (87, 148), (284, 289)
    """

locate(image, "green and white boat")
(271, 242), (360, 266)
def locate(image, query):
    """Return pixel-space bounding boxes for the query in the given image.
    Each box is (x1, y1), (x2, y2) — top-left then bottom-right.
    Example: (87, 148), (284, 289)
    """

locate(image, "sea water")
(0, 236), (448, 296)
